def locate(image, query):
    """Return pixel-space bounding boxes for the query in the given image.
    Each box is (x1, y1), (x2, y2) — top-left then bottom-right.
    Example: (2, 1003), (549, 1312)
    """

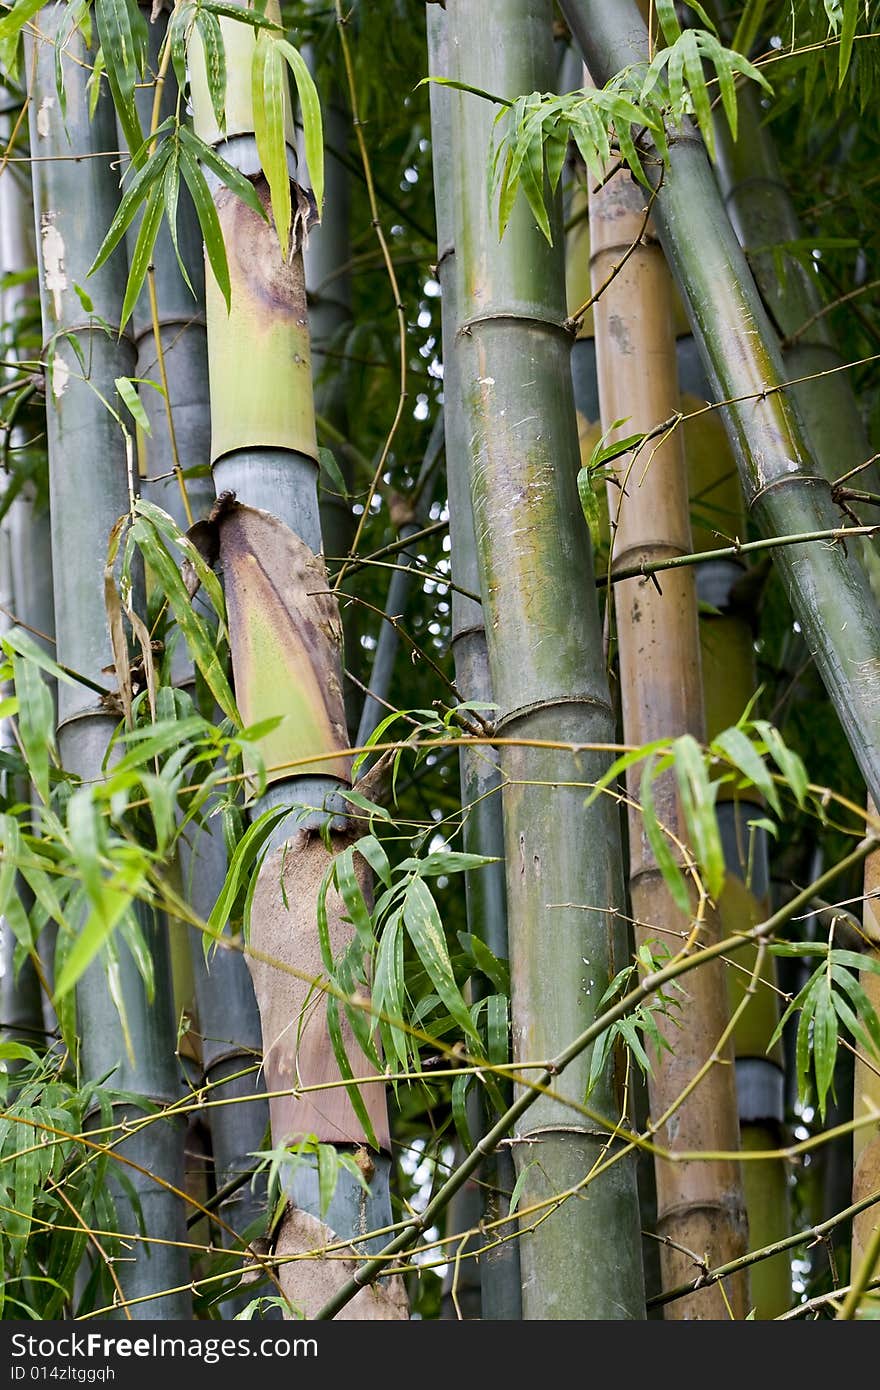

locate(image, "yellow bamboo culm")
(589, 143), (749, 1318)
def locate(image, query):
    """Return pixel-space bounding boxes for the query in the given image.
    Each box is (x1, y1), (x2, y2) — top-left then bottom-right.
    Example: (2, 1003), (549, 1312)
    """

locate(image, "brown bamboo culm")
(588, 154), (749, 1317)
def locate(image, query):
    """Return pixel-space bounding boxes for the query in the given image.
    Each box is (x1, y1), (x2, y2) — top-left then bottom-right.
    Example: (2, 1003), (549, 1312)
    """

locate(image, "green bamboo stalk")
(706, 0), (880, 520)
(188, 5), (404, 1318)
(428, 5), (521, 1321)
(0, 106), (53, 1047)
(27, 11), (190, 1317)
(561, 0), (880, 812)
(446, 0), (645, 1320)
(127, 8), (270, 1286)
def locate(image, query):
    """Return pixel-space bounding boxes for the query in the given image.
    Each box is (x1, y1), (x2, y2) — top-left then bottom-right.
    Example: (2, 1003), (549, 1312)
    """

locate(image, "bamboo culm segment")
(561, 0), (880, 812)
(27, 10), (191, 1317)
(428, 5), (521, 1321)
(590, 162), (748, 1317)
(448, 0), (645, 1319)
(189, 6), (402, 1313)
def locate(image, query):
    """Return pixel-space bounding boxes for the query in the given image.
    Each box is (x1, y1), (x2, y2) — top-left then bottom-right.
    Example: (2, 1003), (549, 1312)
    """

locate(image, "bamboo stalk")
(589, 146), (748, 1317)
(428, 5), (521, 1320)
(0, 105), (54, 1045)
(188, 4), (405, 1318)
(853, 827), (880, 1288)
(687, 396), (792, 1318)
(446, 0), (645, 1320)
(26, 10), (191, 1316)
(127, 7), (271, 1292)
(561, 0), (880, 813)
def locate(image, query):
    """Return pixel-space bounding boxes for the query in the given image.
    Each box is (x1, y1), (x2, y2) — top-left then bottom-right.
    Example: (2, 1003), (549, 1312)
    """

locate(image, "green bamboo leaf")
(682, 30), (714, 158)
(130, 514), (238, 721)
(403, 877), (480, 1047)
(451, 1071), (473, 1148)
(325, 996), (379, 1150)
(334, 847), (374, 951)
(518, 123), (552, 244)
(374, 910), (408, 1072)
(95, 0), (147, 165)
(486, 992), (509, 1066)
(316, 1143), (338, 1218)
(318, 446), (348, 497)
(202, 0), (282, 28)
(795, 978), (821, 1102)
(584, 736), (672, 808)
(196, 7), (227, 132)
(178, 144), (231, 310)
(166, 0), (196, 93)
(839, 0), (859, 83)
(711, 725), (781, 816)
(54, 876), (145, 1000)
(640, 757), (690, 913)
(397, 850), (497, 877)
(179, 128), (268, 223)
(673, 734), (724, 900)
(813, 977), (838, 1118)
(458, 932), (510, 995)
(115, 376), (152, 435)
(252, 33), (291, 257)
(277, 38), (324, 214)
(655, 0), (682, 44)
(732, 0), (769, 56)
(89, 140), (173, 278)
(751, 720), (809, 807)
(11, 650), (55, 803)
(162, 147), (195, 299)
(831, 964), (880, 1058)
(207, 805), (289, 937)
(352, 833), (392, 887)
(0, 0), (46, 41)
(0, 813), (21, 920)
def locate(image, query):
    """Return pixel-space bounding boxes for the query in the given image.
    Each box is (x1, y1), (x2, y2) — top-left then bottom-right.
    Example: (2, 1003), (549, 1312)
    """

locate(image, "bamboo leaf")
(711, 725), (781, 816)
(451, 1071), (473, 1148)
(195, 7), (227, 132)
(640, 757), (690, 912)
(752, 720), (809, 807)
(115, 377), (152, 436)
(207, 805), (289, 938)
(655, 0), (682, 44)
(813, 977), (838, 1118)
(89, 140), (173, 278)
(458, 932), (510, 995)
(0, 0), (46, 41)
(95, 0), (147, 165)
(179, 128), (268, 223)
(403, 877), (481, 1047)
(316, 1143), (338, 1219)
(120, 177), (166, 330)
(334, 847), (374, 952)
(252, 33), (291, 257)
(130, 514), (237, 721)
(839, 0), (859, 83)
(10, 650), (55, 804)
(673, 734), (724, 900)
(277, 38), (324, 214)
(54, 878), (145, 1000)
(179, 144), (231, 310)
